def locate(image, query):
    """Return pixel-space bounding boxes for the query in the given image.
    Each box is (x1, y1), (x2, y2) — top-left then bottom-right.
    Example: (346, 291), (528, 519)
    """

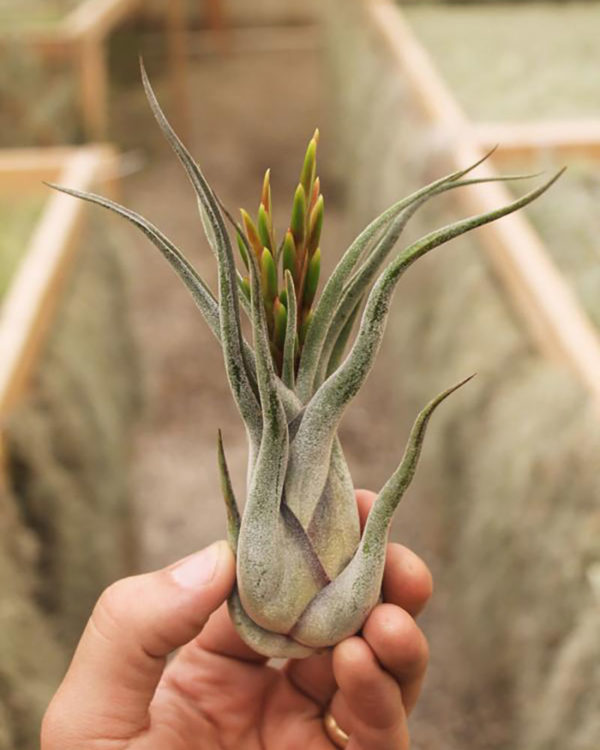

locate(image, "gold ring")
(323, 710), (349, 748)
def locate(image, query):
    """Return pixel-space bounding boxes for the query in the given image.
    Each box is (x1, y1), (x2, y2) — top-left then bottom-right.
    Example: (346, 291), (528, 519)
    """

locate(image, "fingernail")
(170, 542), (223, 590)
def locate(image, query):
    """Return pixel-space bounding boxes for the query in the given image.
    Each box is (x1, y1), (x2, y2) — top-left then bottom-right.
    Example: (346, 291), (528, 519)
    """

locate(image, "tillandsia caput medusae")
(49, 63), (562, 659)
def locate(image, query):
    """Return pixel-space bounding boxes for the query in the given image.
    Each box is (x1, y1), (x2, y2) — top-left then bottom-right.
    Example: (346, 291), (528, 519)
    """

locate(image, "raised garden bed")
(344, 0), (600, 405)
(0, 144), (118, 466)
(0, 0), (189, 140)
(0, 144), (144, 749)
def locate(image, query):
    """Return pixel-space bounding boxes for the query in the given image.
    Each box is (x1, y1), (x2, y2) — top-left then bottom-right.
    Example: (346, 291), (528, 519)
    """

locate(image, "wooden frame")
(1, 0), (189, 140)
(473, 120), (600, 163)
(358, 0), (600, 406)
(0, 145), (118, 474)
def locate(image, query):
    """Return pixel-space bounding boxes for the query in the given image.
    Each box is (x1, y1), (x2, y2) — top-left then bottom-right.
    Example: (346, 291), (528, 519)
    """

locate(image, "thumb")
(42, 541), (235, 748)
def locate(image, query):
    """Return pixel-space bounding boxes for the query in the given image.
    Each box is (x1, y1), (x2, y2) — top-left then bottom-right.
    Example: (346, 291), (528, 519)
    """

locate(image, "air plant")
(49, 64), (561, 659)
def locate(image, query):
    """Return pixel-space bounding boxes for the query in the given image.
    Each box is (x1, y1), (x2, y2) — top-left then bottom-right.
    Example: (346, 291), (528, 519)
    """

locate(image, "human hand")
(42, 490), (431, 750)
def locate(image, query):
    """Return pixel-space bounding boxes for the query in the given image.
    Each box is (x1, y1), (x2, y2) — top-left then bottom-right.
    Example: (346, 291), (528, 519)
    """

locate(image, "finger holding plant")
(48, 62), (562, 659)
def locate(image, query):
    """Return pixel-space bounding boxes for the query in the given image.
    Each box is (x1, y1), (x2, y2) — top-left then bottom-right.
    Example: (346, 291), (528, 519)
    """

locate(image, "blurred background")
(0, 1), (599, 748)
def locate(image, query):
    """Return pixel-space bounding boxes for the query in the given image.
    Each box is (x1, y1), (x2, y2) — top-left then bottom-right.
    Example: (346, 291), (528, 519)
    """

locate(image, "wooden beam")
(62, 0), (141, 41)
(205, 0), (227, 33)
(185, 26), (319, 56)
(78, 38), (109, 140)
(474, 120), (600, 162)
(0, 146), (118, 429)
(368, 0), (466, 129)
(0, 147), (79, 192)
(63, 0), (143, 140)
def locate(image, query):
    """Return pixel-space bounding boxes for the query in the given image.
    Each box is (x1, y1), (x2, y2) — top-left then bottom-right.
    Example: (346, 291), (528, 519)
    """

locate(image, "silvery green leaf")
(281, 270), (298, 390)
(285, 170), (564, 529)
(295, 148), (502, 401)
(315, 171), (543, 389)
(197, 197), (218, 258)
(140, 60), (262, 447)
(217, 430), (241, 551)
(228, 588), (316, 658)
(291, 375), (474, 648)
(324, 298), (363, 379)
(236, 242), (325, 632)
(46, 183), (222, 339)
(304, 437), (360, 579)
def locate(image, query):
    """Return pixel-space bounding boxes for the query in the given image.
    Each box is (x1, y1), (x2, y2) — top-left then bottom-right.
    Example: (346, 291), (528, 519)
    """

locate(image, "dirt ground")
(110, 29), (486, 750)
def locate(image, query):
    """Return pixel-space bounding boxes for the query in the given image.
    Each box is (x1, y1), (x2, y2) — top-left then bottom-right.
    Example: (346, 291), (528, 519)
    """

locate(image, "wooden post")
(165, 0), (191, 142)
(0, 147), (80, 192)
(63, 0), (142, 140)
(78, 38), (109, 140)
(205, 0), (230, 52)
(206, 0), (226, 33)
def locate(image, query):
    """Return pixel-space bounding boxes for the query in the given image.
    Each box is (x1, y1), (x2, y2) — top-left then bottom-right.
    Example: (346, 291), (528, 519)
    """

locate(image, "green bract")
(49, 64), (562, 658)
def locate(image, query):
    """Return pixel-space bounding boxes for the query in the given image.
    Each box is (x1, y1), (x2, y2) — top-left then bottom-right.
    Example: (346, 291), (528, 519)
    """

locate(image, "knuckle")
(93, 576), (140, 640)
